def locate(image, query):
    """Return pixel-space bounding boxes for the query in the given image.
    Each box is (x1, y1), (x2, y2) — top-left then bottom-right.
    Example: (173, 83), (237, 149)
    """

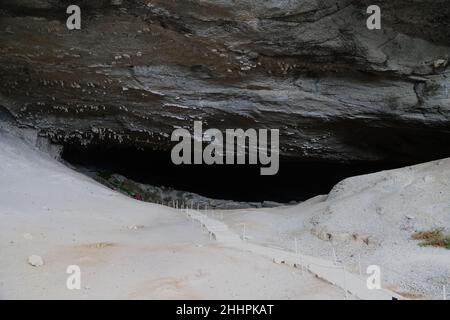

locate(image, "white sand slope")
(218, 159), (450, 299)
(0, 131), (346, 300)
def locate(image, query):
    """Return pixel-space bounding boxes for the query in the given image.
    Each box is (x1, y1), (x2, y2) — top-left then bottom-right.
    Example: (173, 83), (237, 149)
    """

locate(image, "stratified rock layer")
(1, 1), (449, 163)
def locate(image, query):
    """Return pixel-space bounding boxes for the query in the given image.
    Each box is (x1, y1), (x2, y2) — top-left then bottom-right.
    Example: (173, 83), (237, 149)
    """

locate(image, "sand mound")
(220, 159), (450, 298)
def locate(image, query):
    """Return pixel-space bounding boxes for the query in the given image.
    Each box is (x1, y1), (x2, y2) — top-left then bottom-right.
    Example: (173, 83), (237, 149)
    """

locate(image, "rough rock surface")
(0, 0), (449, 163)
(91, 172), (284, 209)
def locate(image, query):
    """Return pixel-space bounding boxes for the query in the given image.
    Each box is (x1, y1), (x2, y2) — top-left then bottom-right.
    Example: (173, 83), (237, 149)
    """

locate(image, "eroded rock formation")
(1, 0), (449, 163)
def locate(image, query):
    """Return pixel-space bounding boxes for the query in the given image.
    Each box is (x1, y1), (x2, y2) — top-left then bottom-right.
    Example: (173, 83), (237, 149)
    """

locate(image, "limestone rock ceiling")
(0, 0), (449, 163)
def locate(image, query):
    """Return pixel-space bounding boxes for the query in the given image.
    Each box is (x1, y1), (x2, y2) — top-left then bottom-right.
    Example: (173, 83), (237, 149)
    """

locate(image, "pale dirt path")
(0, 132), (346, 299)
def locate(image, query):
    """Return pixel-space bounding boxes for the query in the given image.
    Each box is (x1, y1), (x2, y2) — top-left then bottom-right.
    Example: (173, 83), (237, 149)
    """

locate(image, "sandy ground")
(0, 131), (346, 300)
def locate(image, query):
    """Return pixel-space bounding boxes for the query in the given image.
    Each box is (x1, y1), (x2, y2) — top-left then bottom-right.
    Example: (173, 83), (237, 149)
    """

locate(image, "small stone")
(28, 255), (44, 267)
(434, 59), (447, 68)
(127, 224), (143, 230)
(273, 257), (285, 264)
(23, 233), (33, 240)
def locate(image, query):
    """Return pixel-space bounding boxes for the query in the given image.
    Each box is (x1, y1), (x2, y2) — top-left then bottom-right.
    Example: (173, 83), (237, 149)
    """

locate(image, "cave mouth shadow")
(60, 144), (417, 204)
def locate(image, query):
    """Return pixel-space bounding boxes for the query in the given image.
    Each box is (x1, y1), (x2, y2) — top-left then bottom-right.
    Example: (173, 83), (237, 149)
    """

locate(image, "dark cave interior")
(61, 144), (415, 203)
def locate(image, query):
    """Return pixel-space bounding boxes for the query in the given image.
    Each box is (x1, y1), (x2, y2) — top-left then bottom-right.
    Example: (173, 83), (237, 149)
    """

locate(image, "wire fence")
(162, 200), (447, 300)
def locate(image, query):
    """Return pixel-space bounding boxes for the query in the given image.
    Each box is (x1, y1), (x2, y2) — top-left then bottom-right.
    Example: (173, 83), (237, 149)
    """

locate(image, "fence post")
(299, 253), (304, 276)
(343, 265), (349, 300)
(358, 253), (362, 276)
(444, 285), (447, 300)
(332, 247), (337, 265)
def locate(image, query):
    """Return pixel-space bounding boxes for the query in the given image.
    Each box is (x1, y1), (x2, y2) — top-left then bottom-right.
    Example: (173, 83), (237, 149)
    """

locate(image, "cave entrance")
(61, 144), (411, 206)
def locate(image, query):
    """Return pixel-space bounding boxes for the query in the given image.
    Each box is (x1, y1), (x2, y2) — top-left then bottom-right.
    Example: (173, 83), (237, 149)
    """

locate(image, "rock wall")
(1, 0), (449, 163)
